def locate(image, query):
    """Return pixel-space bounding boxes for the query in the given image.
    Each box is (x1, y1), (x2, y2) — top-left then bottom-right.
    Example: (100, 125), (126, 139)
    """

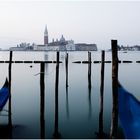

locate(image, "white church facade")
(34, 25), (75, 51)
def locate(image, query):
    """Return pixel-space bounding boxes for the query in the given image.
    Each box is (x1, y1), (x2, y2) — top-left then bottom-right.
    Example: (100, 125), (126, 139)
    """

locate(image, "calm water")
(0, 51), (140, 139)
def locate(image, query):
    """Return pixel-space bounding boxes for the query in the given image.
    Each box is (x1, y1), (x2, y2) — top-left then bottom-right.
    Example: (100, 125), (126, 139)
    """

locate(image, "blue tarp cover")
(118, 85), (140, 139)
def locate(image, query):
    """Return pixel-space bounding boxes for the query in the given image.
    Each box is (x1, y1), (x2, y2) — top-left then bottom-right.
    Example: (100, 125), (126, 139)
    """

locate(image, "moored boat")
(118, 83), (140, 139)
(0, 78), (9, 111)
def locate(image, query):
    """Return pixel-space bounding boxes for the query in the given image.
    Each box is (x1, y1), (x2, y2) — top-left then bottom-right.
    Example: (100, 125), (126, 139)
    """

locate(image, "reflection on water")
(0, 51), (140, 138)
(88, 86), (92, 120)
(66, 87), (69, 119)
(53, 52), (61, 138)
(40, 62), (45, 138)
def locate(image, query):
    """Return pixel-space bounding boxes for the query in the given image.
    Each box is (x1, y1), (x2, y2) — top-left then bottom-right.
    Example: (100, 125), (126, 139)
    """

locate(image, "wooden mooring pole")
(87, 52), (92, 119)
(8, 51), (12, 127)
(88, 52), (91, 89)
(53, 51), (61, 138)
(40, 62), (45, 139)
(65, 53), (68, 87)
(99, 50), (105, 136)
(110, 40), (119, 138)
(65, 52), (69, 118)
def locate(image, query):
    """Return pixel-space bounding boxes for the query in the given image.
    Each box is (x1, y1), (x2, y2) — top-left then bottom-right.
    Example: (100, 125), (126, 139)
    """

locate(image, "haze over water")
(0, 0), (140, 49)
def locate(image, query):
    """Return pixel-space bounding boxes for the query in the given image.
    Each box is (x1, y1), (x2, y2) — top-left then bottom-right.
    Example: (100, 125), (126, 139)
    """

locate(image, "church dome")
(60, 35), (65, 42)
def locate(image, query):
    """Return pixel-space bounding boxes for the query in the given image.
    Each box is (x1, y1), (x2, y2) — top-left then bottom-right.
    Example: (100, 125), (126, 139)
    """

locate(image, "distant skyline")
(0, 0), (140, 49)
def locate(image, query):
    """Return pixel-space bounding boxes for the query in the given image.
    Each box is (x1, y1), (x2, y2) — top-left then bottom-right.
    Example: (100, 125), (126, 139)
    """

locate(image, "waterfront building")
(75, 43), (97, 51)
(42, 25), (96, 51)
(47, 35), (75, 51)
(33, 44), (47, 51)
(9, 25), (97, 51)
(66, 40), (75, 51)
(116, 45), (140, 51)
(9, 42), (33, 51)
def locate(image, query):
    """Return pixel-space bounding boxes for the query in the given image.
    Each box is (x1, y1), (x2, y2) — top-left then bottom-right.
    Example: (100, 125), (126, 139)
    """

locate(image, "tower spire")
(44, 25), (48, 36)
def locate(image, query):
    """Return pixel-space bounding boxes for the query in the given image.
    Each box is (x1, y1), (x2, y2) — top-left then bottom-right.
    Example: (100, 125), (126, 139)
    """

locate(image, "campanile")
(44, 25), (48, 45)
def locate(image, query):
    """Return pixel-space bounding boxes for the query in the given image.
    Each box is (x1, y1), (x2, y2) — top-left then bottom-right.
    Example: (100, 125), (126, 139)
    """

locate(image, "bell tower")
(44, 25), (48, 45)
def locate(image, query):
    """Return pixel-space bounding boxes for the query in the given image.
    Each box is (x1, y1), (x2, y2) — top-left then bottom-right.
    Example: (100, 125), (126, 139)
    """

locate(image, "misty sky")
(0, 0), (140, 49)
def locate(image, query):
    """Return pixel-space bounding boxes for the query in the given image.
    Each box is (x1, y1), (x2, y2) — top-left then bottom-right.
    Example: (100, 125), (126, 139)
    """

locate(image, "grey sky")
(0, 0), (140, 49)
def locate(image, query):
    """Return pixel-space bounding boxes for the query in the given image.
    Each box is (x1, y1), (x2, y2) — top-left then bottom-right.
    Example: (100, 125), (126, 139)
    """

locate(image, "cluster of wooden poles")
(7, 51), (62, 138)
(6, 40), (119, 139)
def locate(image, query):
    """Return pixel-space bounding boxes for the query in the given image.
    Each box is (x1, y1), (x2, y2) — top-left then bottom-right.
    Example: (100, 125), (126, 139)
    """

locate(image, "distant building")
(33, 44), (46, 51)
(66, 40), (75, 51)
(133, 45), (140, 51)
(33, 25), (75, 51)
(75, 43), (97, 51)
(9, 25), (97, 51)
(9, 42), (33, 51)
(10, 47), (26, 51)
(47, 35), (75, 51)
(118, 45), (140, 51)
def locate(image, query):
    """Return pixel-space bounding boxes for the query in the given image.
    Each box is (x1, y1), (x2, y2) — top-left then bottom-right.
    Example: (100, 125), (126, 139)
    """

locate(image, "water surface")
(0, 51), (140, 139)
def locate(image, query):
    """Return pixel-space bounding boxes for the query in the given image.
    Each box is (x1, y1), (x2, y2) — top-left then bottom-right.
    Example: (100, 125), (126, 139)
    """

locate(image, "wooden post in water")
(53, 51), (61, 138)
(8, 51), (12, 127)
(110, 40), (119, 138)
(87, 52), (92, 119)
(88, 52), (91, 89)
(65, 52), (69, 118)
(65, 53), (69, 87)
(40, 62), (45, 139)
(99, 50), (105, 136)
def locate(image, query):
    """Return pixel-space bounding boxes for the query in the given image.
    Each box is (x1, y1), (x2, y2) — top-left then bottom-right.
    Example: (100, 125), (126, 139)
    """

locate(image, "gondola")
(0, 78), (9, 111)
(118, 83), (140, 139)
